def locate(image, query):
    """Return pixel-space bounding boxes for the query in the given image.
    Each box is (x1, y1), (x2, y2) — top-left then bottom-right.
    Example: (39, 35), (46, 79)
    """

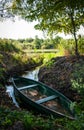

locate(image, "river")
(6, 67), (39, 107)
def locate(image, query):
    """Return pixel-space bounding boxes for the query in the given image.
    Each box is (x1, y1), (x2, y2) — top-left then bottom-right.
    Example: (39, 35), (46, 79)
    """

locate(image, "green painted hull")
(12, 76), (75, 119)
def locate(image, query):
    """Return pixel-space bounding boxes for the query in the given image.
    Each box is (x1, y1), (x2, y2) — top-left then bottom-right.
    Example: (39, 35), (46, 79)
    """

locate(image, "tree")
(0, 0), (14, 20)
(32, 36), (43, 49)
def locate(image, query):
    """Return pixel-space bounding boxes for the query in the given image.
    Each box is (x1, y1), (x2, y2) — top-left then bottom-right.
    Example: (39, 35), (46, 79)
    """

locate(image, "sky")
(0, 18), (44, 39)
(0, 17), (84, 40)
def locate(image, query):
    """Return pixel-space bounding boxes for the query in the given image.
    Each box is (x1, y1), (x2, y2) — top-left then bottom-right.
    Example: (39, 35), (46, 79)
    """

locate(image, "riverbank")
(38, 55), (84, 102)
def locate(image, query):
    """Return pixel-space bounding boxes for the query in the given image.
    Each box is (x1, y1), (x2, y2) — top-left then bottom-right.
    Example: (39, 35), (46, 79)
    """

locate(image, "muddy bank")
(6, 61), (42, 78)
(38, 55), (84, 102)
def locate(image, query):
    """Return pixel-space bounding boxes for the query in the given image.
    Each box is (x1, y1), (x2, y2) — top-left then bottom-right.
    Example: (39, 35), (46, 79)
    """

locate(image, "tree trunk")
(70, 12), (79, 56)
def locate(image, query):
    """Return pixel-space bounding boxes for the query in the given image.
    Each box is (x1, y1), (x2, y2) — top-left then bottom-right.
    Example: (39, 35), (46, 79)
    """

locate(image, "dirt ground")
(38, 55), (84, 102)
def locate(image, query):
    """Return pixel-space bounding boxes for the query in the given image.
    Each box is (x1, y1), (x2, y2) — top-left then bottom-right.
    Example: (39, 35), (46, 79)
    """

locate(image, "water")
(6, 85), (19, 107)
(6, 67), (39, 107)
(22, 67), (39, 81)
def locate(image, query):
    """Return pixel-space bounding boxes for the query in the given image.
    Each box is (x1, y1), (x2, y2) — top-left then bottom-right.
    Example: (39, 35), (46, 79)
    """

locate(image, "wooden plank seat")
(36, 95), (58, 104)
(18, 84), (37, 90)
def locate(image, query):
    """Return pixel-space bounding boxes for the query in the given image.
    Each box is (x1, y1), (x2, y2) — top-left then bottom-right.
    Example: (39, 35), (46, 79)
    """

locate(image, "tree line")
(0, 35), (83, 55)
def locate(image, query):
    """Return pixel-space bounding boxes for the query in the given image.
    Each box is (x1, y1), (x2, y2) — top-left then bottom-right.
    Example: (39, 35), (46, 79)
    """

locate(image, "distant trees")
(0, 38), (21, 52)
(0, 36), (61, 51)
(31, 36), (43, 49)
(0, 36), (83, 55)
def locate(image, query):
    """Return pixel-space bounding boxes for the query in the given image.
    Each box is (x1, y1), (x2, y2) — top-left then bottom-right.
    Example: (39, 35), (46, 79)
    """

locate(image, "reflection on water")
(6, 68), (39, 106)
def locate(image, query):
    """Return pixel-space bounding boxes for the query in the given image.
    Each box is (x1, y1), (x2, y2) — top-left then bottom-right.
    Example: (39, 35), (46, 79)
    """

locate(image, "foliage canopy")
(11, 0), (84, 33)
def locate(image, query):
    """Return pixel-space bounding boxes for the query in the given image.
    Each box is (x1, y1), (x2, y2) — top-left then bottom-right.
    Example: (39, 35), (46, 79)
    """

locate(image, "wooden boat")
(11, 76), (75, 119)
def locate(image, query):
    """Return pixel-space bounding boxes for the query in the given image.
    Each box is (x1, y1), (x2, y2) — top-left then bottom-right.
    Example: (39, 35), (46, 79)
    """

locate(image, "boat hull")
(12, 76), (75, 119)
